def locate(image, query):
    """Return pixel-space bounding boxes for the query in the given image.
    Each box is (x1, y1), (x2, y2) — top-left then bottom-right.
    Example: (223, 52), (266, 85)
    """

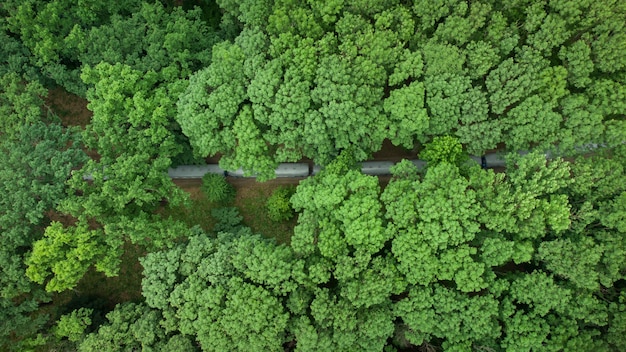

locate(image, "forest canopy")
(1, 0), (625, 351)
(177, 0), (626, 178)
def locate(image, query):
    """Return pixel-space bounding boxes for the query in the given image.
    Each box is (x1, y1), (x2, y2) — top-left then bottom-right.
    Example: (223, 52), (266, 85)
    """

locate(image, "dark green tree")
(0, 78), (86, 348)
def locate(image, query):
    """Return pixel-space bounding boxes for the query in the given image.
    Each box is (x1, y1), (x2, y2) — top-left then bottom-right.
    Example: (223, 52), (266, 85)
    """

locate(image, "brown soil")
(45, 87), (92, 128)
(172, 179), (203, 195)
(44, 87), (101, 160)
(173, 176), (308, 190)
(371, 139), (418, 161)
(174, 174), (394, 195)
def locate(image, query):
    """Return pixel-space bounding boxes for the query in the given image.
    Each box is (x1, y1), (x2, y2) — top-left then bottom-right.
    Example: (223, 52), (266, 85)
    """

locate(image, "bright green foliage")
(419, 135), (467, 167)
(61, 150), (626, 351)
(484, 55), (539, 114)
(505, 95), (562, 151)
(55, 308), (93, 342)
(589, 78), (626, 117)
(320, 147), (360, 176)
(26, 222), (108, 293)
(291, 169), (388, 258)
(465, 40), (500, 79)
(201, 173), (235, 204)
(178, 0), (626, 178)
(555, 94), (604, 154)
(538, 236), (603, 290)
(178, 3), (406, 176)
(62, 62), (187, 221)
(468, 152), (572, 241)
(290, 164), (404, 349)
(266, 186), (296, 222)
(600, 191), (626, 233)
(584, 2), (626, 74)
(498, 271), (610, 352)
(383, 151), (625, 350)
(2, 1), (624, 350)
(32, 214), (190, 293)
(564, 154), (626, 289)
(395, 285), (500, 350)
(383, 162), (483, 291)
(293, 289), (396, 351)
(176, 38), (252, 169)
(383, 82), (429, 149)
(140, 231), (294, 351)
(49, 61), (191, 287)
(221, 105), (277, 180)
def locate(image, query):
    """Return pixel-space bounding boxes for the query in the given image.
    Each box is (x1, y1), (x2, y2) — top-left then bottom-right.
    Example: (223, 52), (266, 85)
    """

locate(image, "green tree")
(55, 308), (93, 342)
(377, 150), (625, 350)
(140, 230), (294, 351)
(0, 120), (86, 297)
(266, 186), (296, 222)
(0, 78), (86, 348)
(382, 161), (484, 292)
(177, 3), (416, 178)
(201, 173), (235, 204)
(61, 61), (188, 223)
(179, 0), (626, 176)
(79, 303), (196, 352)
(0, 73), (47, 139)
(394, 284), (500, 351)
(67, 1), (219, 87)
(289, 160), (404, 350)
(4, 0), (143, 95)
(26, 222), (108, 293)
(419, 135), (467, 167)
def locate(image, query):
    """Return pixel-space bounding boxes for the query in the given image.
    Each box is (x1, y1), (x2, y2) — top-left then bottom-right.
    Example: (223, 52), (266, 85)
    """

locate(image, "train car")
(167, 164), (225, 179)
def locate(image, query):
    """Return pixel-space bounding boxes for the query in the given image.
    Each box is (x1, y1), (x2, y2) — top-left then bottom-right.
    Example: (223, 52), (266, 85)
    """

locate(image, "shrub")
(55, 308), (93, 342)
(201, 173), (235, 204)
(266, 186), (296, 222)
(419, 136), (467, 167)
(211, 207), (244, 233)
(323, 146), (359, 176)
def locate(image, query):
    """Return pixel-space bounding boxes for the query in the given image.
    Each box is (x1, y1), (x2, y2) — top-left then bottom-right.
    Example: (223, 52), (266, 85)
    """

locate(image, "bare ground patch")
(45, 87), (92, 128)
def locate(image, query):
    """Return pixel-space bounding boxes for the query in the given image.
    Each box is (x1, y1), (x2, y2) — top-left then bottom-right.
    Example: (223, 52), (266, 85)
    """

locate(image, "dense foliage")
(201, 173), (236, 204)
(177, 0), (626, 178)
(1, 0), (625, 350)
(266, 186), (296, 222)
(66, 150), (626, 351)
(1, 1), (222, 347)
(0, 73), (86, 348)
(21, 0), (224, 294)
